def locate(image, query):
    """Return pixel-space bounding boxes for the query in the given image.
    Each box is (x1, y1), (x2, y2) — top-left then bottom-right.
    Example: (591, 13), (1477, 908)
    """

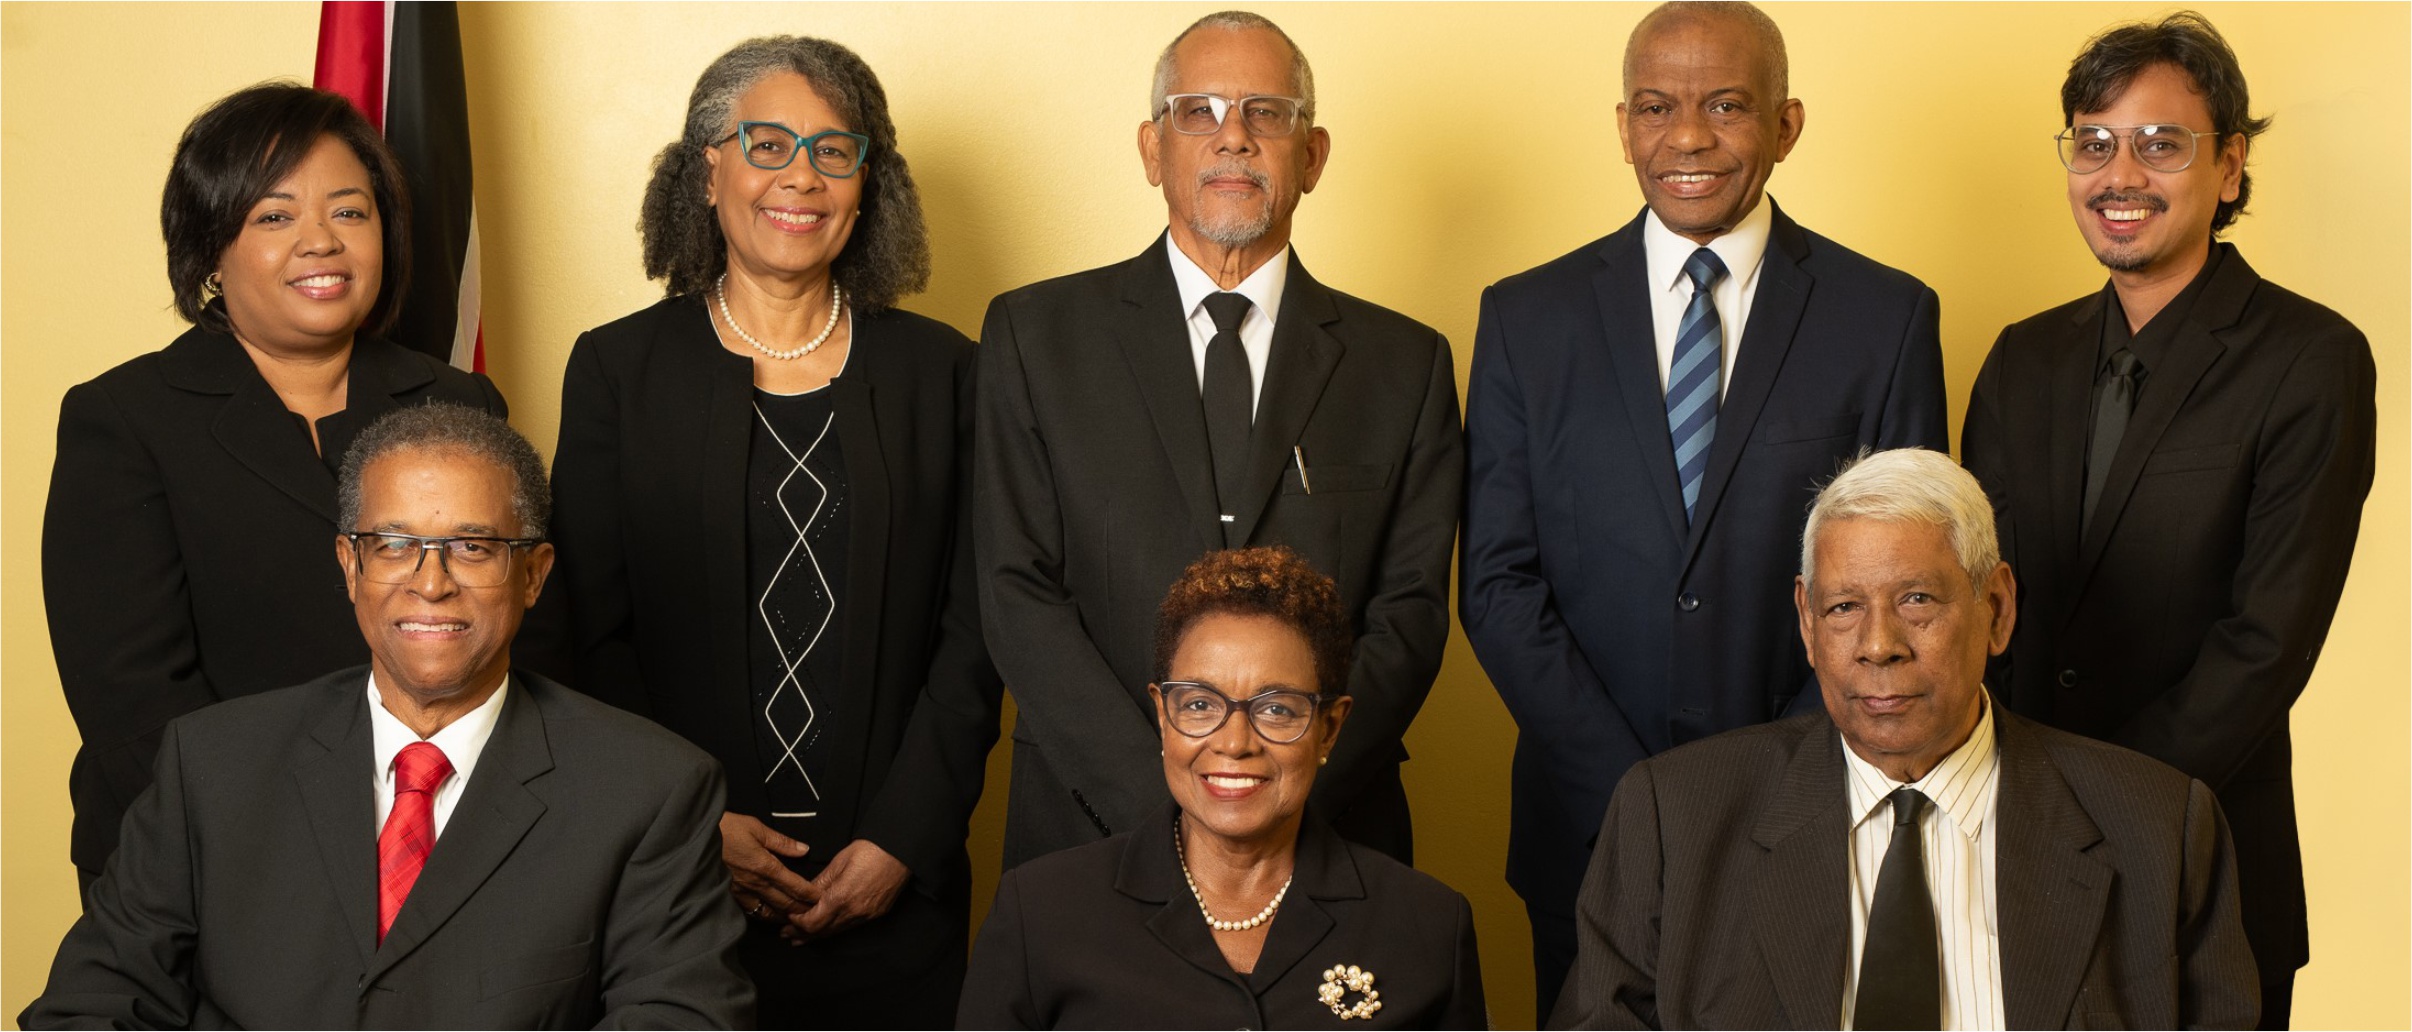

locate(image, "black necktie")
(1201, 292), (1254, 547)
(1854, 788), (1938, 1030)
(2083, 348), (2143, 532)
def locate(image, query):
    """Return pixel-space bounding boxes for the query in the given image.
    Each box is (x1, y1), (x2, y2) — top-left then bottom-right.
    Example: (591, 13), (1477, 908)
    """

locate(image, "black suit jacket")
(1961, 244), (2376, 977)
(544, 298), (1002, 894)
(975, 239), (1463, 866)
(1460, 203), (1947, 912)
(959, 802), (1487, 1029)
(20, 668), (752, 1029)
(41, 327), (506, 878)
(1549, 709), (2257, 1030)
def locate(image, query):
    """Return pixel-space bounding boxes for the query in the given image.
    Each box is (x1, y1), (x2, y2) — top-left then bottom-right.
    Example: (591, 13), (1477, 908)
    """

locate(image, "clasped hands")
(720, 812), (909, 944)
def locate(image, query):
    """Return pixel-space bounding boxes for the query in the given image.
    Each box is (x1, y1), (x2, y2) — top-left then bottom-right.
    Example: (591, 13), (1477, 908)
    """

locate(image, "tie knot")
(1683, 248), (1728, 290)
(1202, 291), (1252, 334)
(2105, 348), (2143, 378)
(1887, 787), (1928, 828)
(394, 741), (454, 795)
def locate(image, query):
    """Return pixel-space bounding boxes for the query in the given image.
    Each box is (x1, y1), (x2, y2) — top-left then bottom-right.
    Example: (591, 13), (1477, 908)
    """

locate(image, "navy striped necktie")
(1667, 248), (1728, 522)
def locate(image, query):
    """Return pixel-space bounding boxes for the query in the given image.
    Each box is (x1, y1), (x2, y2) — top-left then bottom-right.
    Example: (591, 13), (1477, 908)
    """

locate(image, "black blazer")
(1961, 243), (2376, 977)
(975, 239), (1463, 867)
(959, 802), (1487, 1029)
(20, 668), (752, 1029)
(545, 297), (1001, 892)
(1460, 203), (1948, 913)
(40, 327), (506, 878)
(1549, 708), (2257, 1030)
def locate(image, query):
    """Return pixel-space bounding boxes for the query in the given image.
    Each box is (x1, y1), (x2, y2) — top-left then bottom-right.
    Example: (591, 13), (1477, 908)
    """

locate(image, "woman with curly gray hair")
(544, 35), (999, 1026)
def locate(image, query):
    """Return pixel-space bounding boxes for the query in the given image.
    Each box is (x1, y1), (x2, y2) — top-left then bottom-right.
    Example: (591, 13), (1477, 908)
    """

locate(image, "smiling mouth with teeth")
(764, 210), (824, 225)
(2102, 209), (2153, 221)
(398, 621), (467, 632)
(1203, 774), (1265, 789)
(1662, 173), (1719, 183)
(292, 274), (347, 287)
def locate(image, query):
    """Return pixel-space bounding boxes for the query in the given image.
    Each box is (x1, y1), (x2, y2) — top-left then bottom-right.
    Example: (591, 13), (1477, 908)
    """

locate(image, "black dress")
(41, 327), (506, 887)
(544, 298), (1002, 1027)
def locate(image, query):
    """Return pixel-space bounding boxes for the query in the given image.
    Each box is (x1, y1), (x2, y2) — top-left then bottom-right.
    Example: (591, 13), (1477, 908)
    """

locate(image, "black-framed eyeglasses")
(1157, 93), (1306, 137)
(1156, 681), (1326, 744)
(713, 121), (870, 177)
(345, 531), (541, 588)
(2055, 123), (2221, 174)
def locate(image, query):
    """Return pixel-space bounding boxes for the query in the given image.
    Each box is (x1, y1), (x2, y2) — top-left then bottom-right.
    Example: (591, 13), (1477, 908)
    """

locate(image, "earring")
(1319, 755), (1329, 767)
(204, 272), (223, 298)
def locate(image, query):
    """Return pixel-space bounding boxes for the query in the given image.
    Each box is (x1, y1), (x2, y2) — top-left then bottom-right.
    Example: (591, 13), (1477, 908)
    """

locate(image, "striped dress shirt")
(1839, 697), (2005, 1030)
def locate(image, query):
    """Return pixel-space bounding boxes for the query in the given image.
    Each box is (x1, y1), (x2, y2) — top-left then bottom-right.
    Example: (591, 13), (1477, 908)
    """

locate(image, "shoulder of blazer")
(988, 238), (1167, 317)
(349, 336), (481, 402)
(1485, 209), (1649, 301)
(513, 668), (719, 776)
(1770, 202), (1932, 302)
(168, 665), (371, 752)
(2200, 245), (2369, 357)
(1303, 266), (1444, 349)
(1638, 710), (1831, 793)
(854, 305), (977, 371)
(574, 295), (717, 364)
(1998, 288), (2106, 353)
(140, 325), (259, 396)
(1998, 707), (2195, 807)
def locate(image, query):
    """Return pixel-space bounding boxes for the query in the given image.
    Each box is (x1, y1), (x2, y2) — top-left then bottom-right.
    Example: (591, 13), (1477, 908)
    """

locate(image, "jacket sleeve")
(1960, 329), (2022, 699)
(957, 869), (1040, 1029)
(544, 332), (653, 717)
(1316, 332), (1462, 813)
(42, 381), (224, 862)
(1545, 760), (1663, 1031)
(1459, 286), (1654, 831)
(594, 753), (754, 1029)
(2112, 326), (2376, 788)
(2176, 779), (2260, 1029)
(973, 296), (1168, 835)
(19, 721), (206, 1030)
(855, 339), (1006, 889)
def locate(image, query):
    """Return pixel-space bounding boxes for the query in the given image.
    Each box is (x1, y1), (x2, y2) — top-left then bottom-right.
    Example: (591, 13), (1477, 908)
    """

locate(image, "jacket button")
(1676, 592), (1700, 612)
(2057, 669), (2079, 688)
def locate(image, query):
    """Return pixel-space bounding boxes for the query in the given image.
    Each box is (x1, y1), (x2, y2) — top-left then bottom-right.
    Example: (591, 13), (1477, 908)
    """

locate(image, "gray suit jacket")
(21, 668), (752, 1029)
(1549, 708), (2256, 1030)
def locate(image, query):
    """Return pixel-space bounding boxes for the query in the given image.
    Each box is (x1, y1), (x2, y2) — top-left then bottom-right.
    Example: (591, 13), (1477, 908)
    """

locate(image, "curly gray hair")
(639, 36), (929, 311)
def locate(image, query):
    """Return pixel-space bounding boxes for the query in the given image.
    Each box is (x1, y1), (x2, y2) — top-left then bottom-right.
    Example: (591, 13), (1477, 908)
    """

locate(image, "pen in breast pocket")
(1294, 446), (1313, 495)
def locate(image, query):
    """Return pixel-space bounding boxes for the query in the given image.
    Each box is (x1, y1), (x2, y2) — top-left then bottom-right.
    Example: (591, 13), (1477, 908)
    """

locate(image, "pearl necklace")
(1173, 814), (1293, 933)
(714, 272), (843, 360)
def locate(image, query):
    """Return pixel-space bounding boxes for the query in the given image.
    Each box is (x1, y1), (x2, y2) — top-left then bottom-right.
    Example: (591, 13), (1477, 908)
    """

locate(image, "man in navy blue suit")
(1459, 1), (1948, 1014)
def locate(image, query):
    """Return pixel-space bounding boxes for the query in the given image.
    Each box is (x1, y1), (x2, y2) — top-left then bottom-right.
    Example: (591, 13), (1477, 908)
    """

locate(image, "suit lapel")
(1749, 720), (1851, 1027)
(2044, 296), (2099, 595)
(199, 351), (340, 522)
(2070, 254), (2249, 592)
(698, 316), (758, 732)
(368, 680), (553, 982)
(1230, 255), (1343, 546)
(1591, 220), (1691, 544)
(1120, 813), (1252, 988)
(294, 678), (380, 970)
(1994, 714), (2112, 1030)
(1685, 208), (1811, 572)
(824, 352), (891, 802)
(1116, 242), (1225, 553)
(1245, 817), (1358, 992)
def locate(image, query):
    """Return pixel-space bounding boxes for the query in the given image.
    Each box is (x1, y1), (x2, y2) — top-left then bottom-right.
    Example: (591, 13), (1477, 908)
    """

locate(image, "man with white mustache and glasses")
(1961, 13), (2375, 1027)
(976, 11), (1462, 873)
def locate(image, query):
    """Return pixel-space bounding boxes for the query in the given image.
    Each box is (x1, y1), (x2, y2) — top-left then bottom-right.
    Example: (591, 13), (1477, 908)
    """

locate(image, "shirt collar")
(1641, 195), (1775, 294)
(368, 672), (509, 788)
(1166, 235), (1290, 327)
(2099, 241), (2225, 375)
(1842, 691), (2000, 840)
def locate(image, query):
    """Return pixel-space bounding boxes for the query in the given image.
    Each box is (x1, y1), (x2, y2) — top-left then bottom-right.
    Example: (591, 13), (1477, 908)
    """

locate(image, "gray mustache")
(1196, 163), (1270, 190)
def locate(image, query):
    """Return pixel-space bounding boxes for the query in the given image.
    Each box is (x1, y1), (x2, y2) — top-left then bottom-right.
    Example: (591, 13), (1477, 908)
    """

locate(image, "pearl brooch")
(1319, 964), (1383, 1020)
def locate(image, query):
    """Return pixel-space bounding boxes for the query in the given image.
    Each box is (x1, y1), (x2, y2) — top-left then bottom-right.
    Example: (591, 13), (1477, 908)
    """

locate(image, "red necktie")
(377, 741), (453, 943)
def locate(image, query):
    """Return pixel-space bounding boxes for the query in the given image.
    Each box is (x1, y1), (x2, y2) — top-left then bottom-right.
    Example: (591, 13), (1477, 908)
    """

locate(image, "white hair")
(1800, 448), (1999, 591)
(1148, 11), (1317, 123)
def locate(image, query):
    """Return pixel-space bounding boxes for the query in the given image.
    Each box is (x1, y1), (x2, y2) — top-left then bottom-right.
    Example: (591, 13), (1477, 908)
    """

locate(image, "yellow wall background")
(5, 3), (2404, 1027)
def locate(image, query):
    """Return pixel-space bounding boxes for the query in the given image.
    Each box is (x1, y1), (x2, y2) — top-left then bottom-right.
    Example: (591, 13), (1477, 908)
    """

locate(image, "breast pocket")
(2140, 443), (2239, 477)
(1281, 462), (1391, 495)
(1756, 411), (1863, 445)
(478, 939), (595, 1000)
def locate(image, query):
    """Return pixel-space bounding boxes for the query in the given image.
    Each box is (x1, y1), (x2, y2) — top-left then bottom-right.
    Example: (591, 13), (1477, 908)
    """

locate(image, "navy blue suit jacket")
(1460, 203), (1948, 911)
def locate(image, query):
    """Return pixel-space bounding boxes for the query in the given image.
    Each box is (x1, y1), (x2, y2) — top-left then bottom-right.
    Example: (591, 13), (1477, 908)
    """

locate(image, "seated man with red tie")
(1548, 449), (2256, 1030)
(21, 403), (751, 1029)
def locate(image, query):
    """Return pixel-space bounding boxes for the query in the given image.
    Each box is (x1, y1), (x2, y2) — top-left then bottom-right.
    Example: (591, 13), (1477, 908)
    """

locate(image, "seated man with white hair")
(1550, 447), (2258, 1030)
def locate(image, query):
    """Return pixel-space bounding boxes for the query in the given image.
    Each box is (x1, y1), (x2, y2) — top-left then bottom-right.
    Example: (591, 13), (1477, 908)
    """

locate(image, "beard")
(1188, 161), (1280, 248)
(2082, 188), (2170, 273)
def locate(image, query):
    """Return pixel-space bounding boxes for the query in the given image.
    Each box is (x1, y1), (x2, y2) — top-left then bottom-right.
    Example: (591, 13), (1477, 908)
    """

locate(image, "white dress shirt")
(1640, 198), (1773, 399)
(1166, 234), (1289, 420)
(1840, 696), (2006, 1031)
(368, 673), (508, 840)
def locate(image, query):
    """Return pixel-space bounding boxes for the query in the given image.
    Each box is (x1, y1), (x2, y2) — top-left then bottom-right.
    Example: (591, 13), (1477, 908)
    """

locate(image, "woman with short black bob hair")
(42, 81), (506, 894)
(545, 35), (999, 1027)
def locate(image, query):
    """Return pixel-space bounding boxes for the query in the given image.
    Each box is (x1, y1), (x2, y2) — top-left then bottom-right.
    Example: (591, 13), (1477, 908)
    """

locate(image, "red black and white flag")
(313, 1), (484, 372)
